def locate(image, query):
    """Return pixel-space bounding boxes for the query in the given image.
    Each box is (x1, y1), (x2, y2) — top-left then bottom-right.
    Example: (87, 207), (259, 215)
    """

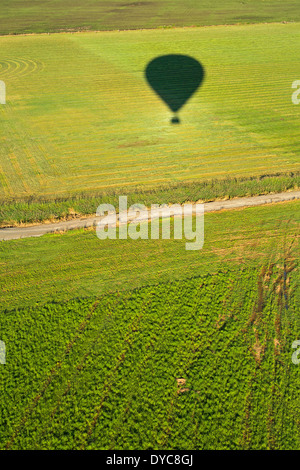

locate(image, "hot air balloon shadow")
(145, 55), (205, 124)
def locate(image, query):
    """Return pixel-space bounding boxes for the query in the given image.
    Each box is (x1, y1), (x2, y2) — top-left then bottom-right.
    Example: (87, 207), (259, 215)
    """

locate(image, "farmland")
(0, 0), (300, 36)
(0, 23), (300, 226)
(0, 268), (299, 450)
(0, 1), (300, 452)
(1, 199), (299, 313)
(0, 200), (299, 449)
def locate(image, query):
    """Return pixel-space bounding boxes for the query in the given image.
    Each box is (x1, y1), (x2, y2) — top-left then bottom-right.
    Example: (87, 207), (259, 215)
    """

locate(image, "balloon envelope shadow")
(145, 55), (205, 124)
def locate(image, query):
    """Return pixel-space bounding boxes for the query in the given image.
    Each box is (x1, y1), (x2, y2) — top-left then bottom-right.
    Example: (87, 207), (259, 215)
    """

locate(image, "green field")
(0, 200), (299, 449)
(1, 1), (300, 452)
(1, 270), (299, 450)
(1, 0), (300, 35)
(0, 23), (299, 221)
(1, 200), (299, 312)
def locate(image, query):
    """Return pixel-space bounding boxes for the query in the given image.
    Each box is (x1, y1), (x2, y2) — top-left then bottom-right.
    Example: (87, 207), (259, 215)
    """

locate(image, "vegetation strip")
(1, 1), (300, 35)
(1, 190), (299, 241)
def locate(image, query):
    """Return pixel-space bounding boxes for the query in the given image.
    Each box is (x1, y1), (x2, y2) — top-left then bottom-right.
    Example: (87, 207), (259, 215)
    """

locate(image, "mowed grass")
(0, 23), (300, 202)
(0, 0), (300, 35)
(1, 200), (299, 312)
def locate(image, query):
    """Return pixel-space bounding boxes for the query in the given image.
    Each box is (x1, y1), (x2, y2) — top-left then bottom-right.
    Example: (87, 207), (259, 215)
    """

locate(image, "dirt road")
(1, 190), (299, 242)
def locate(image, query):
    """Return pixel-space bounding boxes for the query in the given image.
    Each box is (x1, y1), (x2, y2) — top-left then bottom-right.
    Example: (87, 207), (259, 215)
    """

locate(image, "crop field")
(0, 255), (299, 449)
(0, 1), (300, 453)
(1, 199), (299, 311)
(0, 201), (299, 450)
(0, 23), (300, 208)
(1, 0), (300, 35)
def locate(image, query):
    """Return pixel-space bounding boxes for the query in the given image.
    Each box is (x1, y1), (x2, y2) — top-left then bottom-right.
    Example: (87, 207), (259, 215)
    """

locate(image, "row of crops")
(0, 262), (299, 450)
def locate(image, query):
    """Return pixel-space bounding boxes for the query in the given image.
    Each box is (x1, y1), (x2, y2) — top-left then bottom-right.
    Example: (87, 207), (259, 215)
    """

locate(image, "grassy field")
(1, 2), (300, 451)
(0, 269), (299, 450)
(0, 200), (299, 449)
(1, 199), (299, 312)
(0, 0), (300, 35)
(0, 23), (299, 216)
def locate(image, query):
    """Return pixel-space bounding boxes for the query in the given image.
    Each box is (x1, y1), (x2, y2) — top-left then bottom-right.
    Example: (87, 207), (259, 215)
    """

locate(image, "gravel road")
(1, 190), (299, 242)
